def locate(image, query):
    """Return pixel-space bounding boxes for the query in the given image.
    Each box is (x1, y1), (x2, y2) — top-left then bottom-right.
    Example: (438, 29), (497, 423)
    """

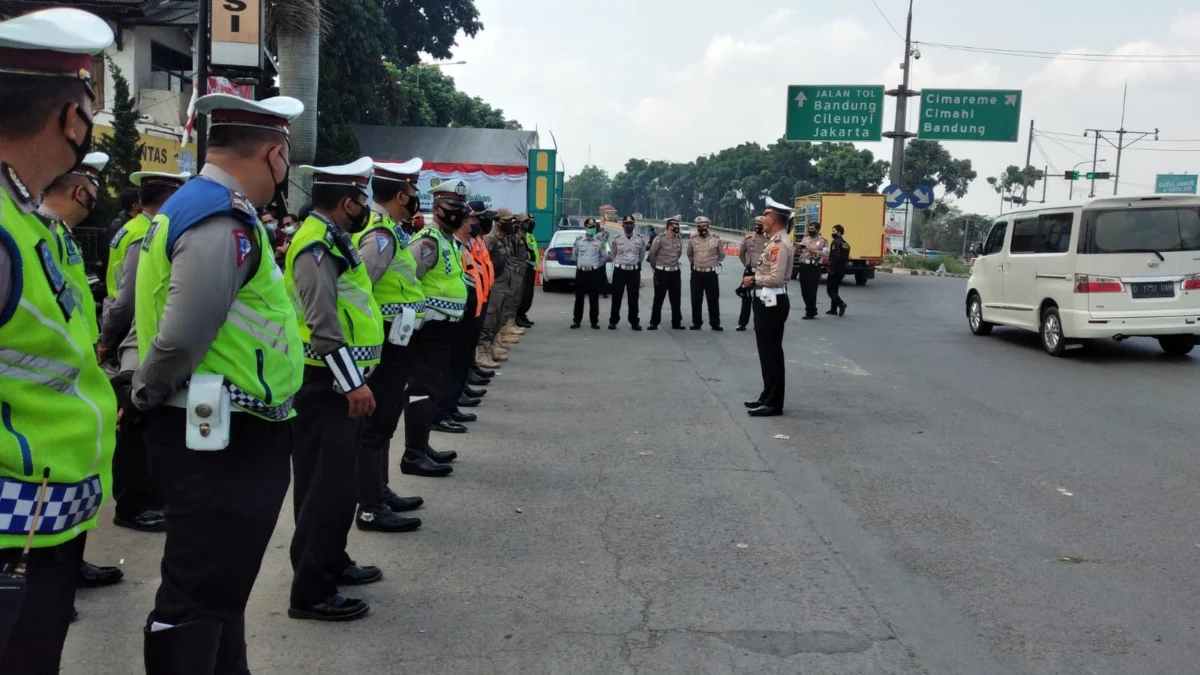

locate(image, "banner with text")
(416, 165), (528, 214)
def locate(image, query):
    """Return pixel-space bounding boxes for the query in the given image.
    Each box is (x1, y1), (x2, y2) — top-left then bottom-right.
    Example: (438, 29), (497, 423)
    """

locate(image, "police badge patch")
(234, 230), (253, 267)
(35, 240), (77, 320)
(110, 227), (127, 248)
(312, 248), (325, 265)
(65, 235), (84, 266)
(376, 233), (390, 253)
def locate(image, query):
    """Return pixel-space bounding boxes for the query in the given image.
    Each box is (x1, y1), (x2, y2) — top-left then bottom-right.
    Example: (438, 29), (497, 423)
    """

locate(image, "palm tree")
(269, 0), (328, 210)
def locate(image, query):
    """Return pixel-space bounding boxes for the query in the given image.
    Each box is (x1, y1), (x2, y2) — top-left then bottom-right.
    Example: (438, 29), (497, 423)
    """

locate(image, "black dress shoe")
(517, 317), (535, 327)
(689, 325), (701, 330)
(467, 371), (491, 386)
(457, 395), (481, 408)
(451, 410), (477, 423)
(401, 450), (454, 477)
(671, 325), (685, 330)
(591, 324), (600, 329)
(647, 324), (658, 331)
(77, 560), (124, 588)
(826, 309), (838, 315)
(113, 509), (166, 532)
(425, 445), (458, 463)
(336, 564), (383, 586)
(463, 386), (487, 398)
(631, 325), (642, 331)
(744, 400), (763, 408)
(356, 506), (421, 533)
(571, 323), (581, 329)
(736, 325), (747, 331)
(801, 315), (816, 320)
(747, 405), (783, 417)
(608, 324), (617, 330)
(839, 302), (847, 317)
(711, 326), (724, 331)
(382, 486), (424, 512)
(433, 419), (468, 434)
(472, 365), (496, 379)
(288, 594), (370, 622)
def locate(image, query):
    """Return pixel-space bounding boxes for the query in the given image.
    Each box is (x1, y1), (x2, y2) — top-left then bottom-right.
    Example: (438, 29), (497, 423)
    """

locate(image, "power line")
(1040, 134), (1091, 160)
(868, 0), (904, 40)
(916, 41), (1200, 60)
(1040, 129), (1200, 143)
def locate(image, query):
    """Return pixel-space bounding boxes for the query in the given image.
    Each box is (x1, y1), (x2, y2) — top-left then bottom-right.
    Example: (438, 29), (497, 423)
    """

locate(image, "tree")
(270, 0), (327, 209)
(563, 165), (611, 216)
(901, 140), (978, 200)
(986, 165), (1046, 208)
(94, 59), (142, 215)
(378, 0), (483, 66)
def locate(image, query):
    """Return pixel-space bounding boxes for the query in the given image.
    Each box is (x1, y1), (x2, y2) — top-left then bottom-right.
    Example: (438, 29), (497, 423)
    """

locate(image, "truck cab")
(790, 193), (885, 286)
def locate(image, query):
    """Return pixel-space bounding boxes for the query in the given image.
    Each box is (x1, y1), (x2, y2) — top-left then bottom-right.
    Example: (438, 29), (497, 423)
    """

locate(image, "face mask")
(500, 221), (514, 234)
(440, 203), (466, 229)
(74, 187), (97, 216)
(267, 147), (289, 209)
(403, 189), (420, 215)
(586, 227), (597, 237)
(623, 224), (634, 234)
(480, 218), (494, 235)
(265, 221), (278, 231)
(470, 220), (482, 237)
(698, 227), (709, 236)
(754, 225), (764, 234)
(347, 201), (369, 232)
(283, 225), (297, 236)
(808, 228), (817, 236)
(60, 104), (94, 170)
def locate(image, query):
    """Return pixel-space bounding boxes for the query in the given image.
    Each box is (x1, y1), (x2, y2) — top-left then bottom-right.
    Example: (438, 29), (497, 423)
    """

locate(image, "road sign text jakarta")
(786, 86), (884, 142)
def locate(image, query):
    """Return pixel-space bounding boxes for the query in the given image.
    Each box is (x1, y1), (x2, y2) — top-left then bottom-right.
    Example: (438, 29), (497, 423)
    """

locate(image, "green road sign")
(917, 89), (1022, 142)
(785, 85), (884, 142)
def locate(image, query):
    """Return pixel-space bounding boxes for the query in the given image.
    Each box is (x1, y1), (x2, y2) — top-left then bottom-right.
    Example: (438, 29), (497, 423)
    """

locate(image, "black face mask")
(267, 149), (289, 210)
(479, 217), (495, 235)
(500, 221), (515, 234)
(469, 219), (482, 237)
(75, 187), (97, 215)
(403, 188), (420, 215)
(439, 203), (466, 229)
(60, 104), (94, 170)
(754, 225), (764, 234)
(347, 201), (369, 232)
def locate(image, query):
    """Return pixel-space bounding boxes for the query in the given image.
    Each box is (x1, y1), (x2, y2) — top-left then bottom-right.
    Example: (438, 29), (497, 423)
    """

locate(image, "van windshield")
(1083, 206), (1200, 254)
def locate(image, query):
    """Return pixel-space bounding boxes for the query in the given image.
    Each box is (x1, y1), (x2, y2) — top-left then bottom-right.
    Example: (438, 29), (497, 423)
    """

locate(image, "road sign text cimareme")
(918, 89), (1022, 142)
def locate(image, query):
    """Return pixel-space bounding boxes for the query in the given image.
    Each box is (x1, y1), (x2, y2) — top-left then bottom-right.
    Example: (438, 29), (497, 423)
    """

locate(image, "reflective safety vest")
(350, 210), (425, 321)
(285, 214), (384, 368)
(525, 231), (540, 266)
(136, 177), (304, 421)
(470, 236), (492, 306)
(416, 226), (468, 320)
(42, 217), (98, 345)
(105, 212), (151, 299)
(0, 190), (117, 550)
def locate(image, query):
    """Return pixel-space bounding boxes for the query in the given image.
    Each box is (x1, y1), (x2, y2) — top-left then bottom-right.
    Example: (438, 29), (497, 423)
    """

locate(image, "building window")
(90, 55), (106, 109)
(150, 41), (193, 93)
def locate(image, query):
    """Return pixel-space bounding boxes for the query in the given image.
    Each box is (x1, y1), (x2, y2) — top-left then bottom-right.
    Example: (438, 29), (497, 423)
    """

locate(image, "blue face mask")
(623, 224), (634, 234)
(586, 227), (597, 236)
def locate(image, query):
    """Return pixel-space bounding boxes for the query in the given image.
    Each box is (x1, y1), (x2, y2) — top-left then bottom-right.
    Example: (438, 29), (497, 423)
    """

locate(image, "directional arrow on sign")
(883, 184), (907, 209)
(1005, 94), (1018, 106)
(910, 185), (935, 209)
(795, 91), (807, 108)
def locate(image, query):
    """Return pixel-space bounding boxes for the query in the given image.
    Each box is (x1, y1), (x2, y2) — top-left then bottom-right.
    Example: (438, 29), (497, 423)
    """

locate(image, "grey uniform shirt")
(100, 238), (141, 349)
(0, 164), (41, 311)
(132, 164), (259, 410)
(646, 232), (683, 268)
(610, 232), (647, 267)
(413, 231), (441, 280)
(687, 234), (726, 269)
(357, 207), (396, 286)
(292, 215), (349, 356)
(573, 235), (605, 269)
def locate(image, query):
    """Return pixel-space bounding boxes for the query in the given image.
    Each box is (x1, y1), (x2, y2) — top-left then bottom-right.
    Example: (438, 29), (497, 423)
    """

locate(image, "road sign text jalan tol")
(786, 85), (884, 142)
(917, 89), (1022, 143)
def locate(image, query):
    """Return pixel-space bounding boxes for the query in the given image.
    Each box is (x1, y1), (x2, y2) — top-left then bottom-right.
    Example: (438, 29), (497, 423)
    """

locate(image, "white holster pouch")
(185, 374), (231, 451)
(758, 286), (786, 307)
(387, 307), (418, 347)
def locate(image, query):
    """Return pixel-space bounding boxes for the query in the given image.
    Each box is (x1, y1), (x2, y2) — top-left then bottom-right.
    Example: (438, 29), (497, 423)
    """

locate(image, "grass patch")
(885, 253), (971, 276)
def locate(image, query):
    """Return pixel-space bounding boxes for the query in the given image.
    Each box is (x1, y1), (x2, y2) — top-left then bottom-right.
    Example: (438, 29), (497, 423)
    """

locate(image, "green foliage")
(902, 140), (978, 200)
(986, 165), (1046, 206)
(94, 58), (142, 207)
(915, 204), (991, 255)
(563, 165), (611, 216)
(378, 0), (483, 66)
(897, 254), (970, 275)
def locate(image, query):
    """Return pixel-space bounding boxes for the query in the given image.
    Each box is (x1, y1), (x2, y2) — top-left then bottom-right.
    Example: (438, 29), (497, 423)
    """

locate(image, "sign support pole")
(884, 0), (917, 187)
(196, 0), (210, 169)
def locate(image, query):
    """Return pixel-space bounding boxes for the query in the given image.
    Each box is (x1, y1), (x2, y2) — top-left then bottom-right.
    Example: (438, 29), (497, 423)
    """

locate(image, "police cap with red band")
(0, 8), (114, 99)
(195, 93), (304, 135)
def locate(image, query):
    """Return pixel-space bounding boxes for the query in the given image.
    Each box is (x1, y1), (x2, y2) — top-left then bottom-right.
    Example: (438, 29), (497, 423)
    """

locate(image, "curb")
(877, 266), (970, 279)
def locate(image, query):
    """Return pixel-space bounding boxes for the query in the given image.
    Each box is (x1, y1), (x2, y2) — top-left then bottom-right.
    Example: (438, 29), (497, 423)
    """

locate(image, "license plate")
(1131, 282), (1175, 299)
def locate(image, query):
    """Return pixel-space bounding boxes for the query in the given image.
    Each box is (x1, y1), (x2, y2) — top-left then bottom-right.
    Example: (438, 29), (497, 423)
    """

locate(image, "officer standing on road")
(350, 158), (426, 534)
(796, 219), (827, 320)
(687, 215), (726, 330)
(595, 220), (612, 298)
(132, 93), (305, 670)
(742, 198), (795, 418)
(826, 224), (850, 317)
(285, 157), (385, 622)
(646, 216), (684, 330)
(501, 212), (529, 343)
(516, 213), (538, 328)
(571, 218), (606, 329)
(737, 215), (768, 331)
(480, 209), (514, 363)
(608, 214), (647, 330)
(469, 202), (499, 371)
(0, 11), (118, 671)
(432, 200), (488, 434)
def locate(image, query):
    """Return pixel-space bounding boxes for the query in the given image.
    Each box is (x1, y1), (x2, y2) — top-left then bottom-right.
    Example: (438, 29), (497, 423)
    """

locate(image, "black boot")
(144, 617), (223, 675)
(463, 385), (487, 398)
(472, 365), (496, 379)
(77, 560), (124, 588)
(467, 371), (491, 386)
(457, 395), (481, 408)
(382, 486), (424, 512)
(425, 445), (458, 463)
(401, 448), (453, 477)
(356, 505), (422, 532)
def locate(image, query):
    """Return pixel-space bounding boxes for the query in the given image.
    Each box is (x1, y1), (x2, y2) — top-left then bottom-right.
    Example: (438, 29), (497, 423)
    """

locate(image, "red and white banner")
(416, 163), (527, 213)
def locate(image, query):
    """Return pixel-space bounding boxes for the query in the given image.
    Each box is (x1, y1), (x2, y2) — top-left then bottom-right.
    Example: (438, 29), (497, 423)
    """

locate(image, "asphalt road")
(65, 265), (1199, 674)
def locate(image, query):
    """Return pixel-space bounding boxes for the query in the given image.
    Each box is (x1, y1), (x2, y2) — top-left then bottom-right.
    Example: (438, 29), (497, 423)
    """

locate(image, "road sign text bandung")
(786, 85), (884, 142)
(917, 89), (1022, 142)
(1155, 174), (1198, 194)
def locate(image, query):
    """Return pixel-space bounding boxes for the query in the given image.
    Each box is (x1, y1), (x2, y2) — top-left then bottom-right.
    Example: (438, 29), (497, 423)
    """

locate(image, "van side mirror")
(969, 242), (983, 256)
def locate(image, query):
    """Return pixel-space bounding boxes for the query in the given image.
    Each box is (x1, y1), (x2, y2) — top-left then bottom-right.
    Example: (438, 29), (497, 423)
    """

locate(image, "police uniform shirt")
(754, 232), (794, 288)
(739, 232), (767, 267)
(293, 215), (355, 354)
(798, 233), (828, 261)
(687, 231), (726, 269)
(485, 229), (510, 281)
(131, 163), (261, 410)
(646, 231), (683, 268)
(573, 234), (605, 269)
(358, 202), (398, 285)
(610, 231), (647, 266)
(0, 163), (40, 310)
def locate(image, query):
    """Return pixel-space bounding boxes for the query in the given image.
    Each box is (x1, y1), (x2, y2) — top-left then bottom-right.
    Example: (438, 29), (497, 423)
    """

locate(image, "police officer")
(131, 93), (304, 669)
(501, 212), (529, 342)
(350, 158), (426, 534)
(469, 202), (500, 370)
(571, 218), (606, 329)
(480, 209), (514, 363)
(737, 215), (768, 331)
(402, 179), (472, 475)
(646, 216), (684, 330)
(595, 220), (613, 298)
(516, 213), (538, 327)
(0, 13), (117, 669)
(742, 198), (795, 418)
(796, 219), (827, 319)
(99, 169), (189, 366)
(687, 215), (725, 330)
(609, 214), (647, 330)
(826, 224), (850, 316)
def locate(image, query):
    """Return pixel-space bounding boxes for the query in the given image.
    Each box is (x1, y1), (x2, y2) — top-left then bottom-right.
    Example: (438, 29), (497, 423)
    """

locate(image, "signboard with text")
(212, 0), (263, 69)
(785, 85), (884, 142)
(917, 89), (1022, 142)
(1154, 174), (1198, 194)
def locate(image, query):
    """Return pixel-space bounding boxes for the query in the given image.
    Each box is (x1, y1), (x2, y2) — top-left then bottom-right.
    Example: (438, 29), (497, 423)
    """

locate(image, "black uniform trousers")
(144, 405), (291, 670)
(111, 375), (162, 520)
(574, 268), (602, 325)
(650, 268), (682, 327)
(0, 533), (86, 674)
(739, 294), (753, 328)
(690, 270), (721, 327)
(798, 263), (821, 317)
(437, 288), (479, 421)
(358, 335), (412, 509)
(827, 269), (846, 311)
(290, 366), (361, 608)
(405, 319), (455, 453)
(517, 264), (535, 319)
(753, 295), (791, 409)
(609, 267), (641, 327)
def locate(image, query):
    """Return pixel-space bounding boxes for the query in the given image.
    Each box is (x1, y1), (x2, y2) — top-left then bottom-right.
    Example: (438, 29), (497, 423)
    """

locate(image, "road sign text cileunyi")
(786, 85), (885, 142)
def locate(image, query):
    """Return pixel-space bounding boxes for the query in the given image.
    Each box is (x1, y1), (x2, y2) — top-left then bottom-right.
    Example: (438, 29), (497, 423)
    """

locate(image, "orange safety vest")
(461, 241), (485, 317)
(470, 236), (493, 306)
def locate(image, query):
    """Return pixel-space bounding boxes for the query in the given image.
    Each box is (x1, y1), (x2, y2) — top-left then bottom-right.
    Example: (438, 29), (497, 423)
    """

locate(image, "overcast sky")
(448, 0), (1200, 216)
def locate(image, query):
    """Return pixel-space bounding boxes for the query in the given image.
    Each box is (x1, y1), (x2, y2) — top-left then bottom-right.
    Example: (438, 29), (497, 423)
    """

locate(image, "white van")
(965, 195), (1200, 356)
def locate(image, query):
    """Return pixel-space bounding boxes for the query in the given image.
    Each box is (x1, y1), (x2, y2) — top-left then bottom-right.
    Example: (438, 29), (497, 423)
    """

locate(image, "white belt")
(654, 266), (679, 272)
(693, 267), (718, 273)
(799, 259), (821, 266)
(757, 286), (787, 298)
(616, 264), (639, 271)
(578, 266), (599, 272)
(423, 308), (462, 323)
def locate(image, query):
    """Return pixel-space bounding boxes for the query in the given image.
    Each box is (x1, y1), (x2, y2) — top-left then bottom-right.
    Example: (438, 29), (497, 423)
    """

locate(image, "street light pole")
(884, 0), (917, 188)
(1069, 159), (1104, 200)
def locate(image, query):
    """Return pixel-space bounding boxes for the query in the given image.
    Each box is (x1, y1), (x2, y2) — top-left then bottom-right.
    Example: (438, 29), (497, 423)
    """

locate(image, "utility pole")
(883, 0), (917, 189)
(1085, 127), (1158, 197)
(195, 0), (210, 168)
(1020, 119), (1035, 203)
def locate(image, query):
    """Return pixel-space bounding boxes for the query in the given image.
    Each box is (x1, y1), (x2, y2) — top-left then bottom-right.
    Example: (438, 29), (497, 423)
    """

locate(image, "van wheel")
(967, 293), (992, 336)
(1158, 335), (1196, 357)
(854, 272), (869, 286)
(1040, 306), (1066, 357)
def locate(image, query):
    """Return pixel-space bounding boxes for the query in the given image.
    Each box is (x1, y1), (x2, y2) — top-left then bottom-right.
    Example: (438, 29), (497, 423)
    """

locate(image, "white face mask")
(283, 226), (297, 236)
